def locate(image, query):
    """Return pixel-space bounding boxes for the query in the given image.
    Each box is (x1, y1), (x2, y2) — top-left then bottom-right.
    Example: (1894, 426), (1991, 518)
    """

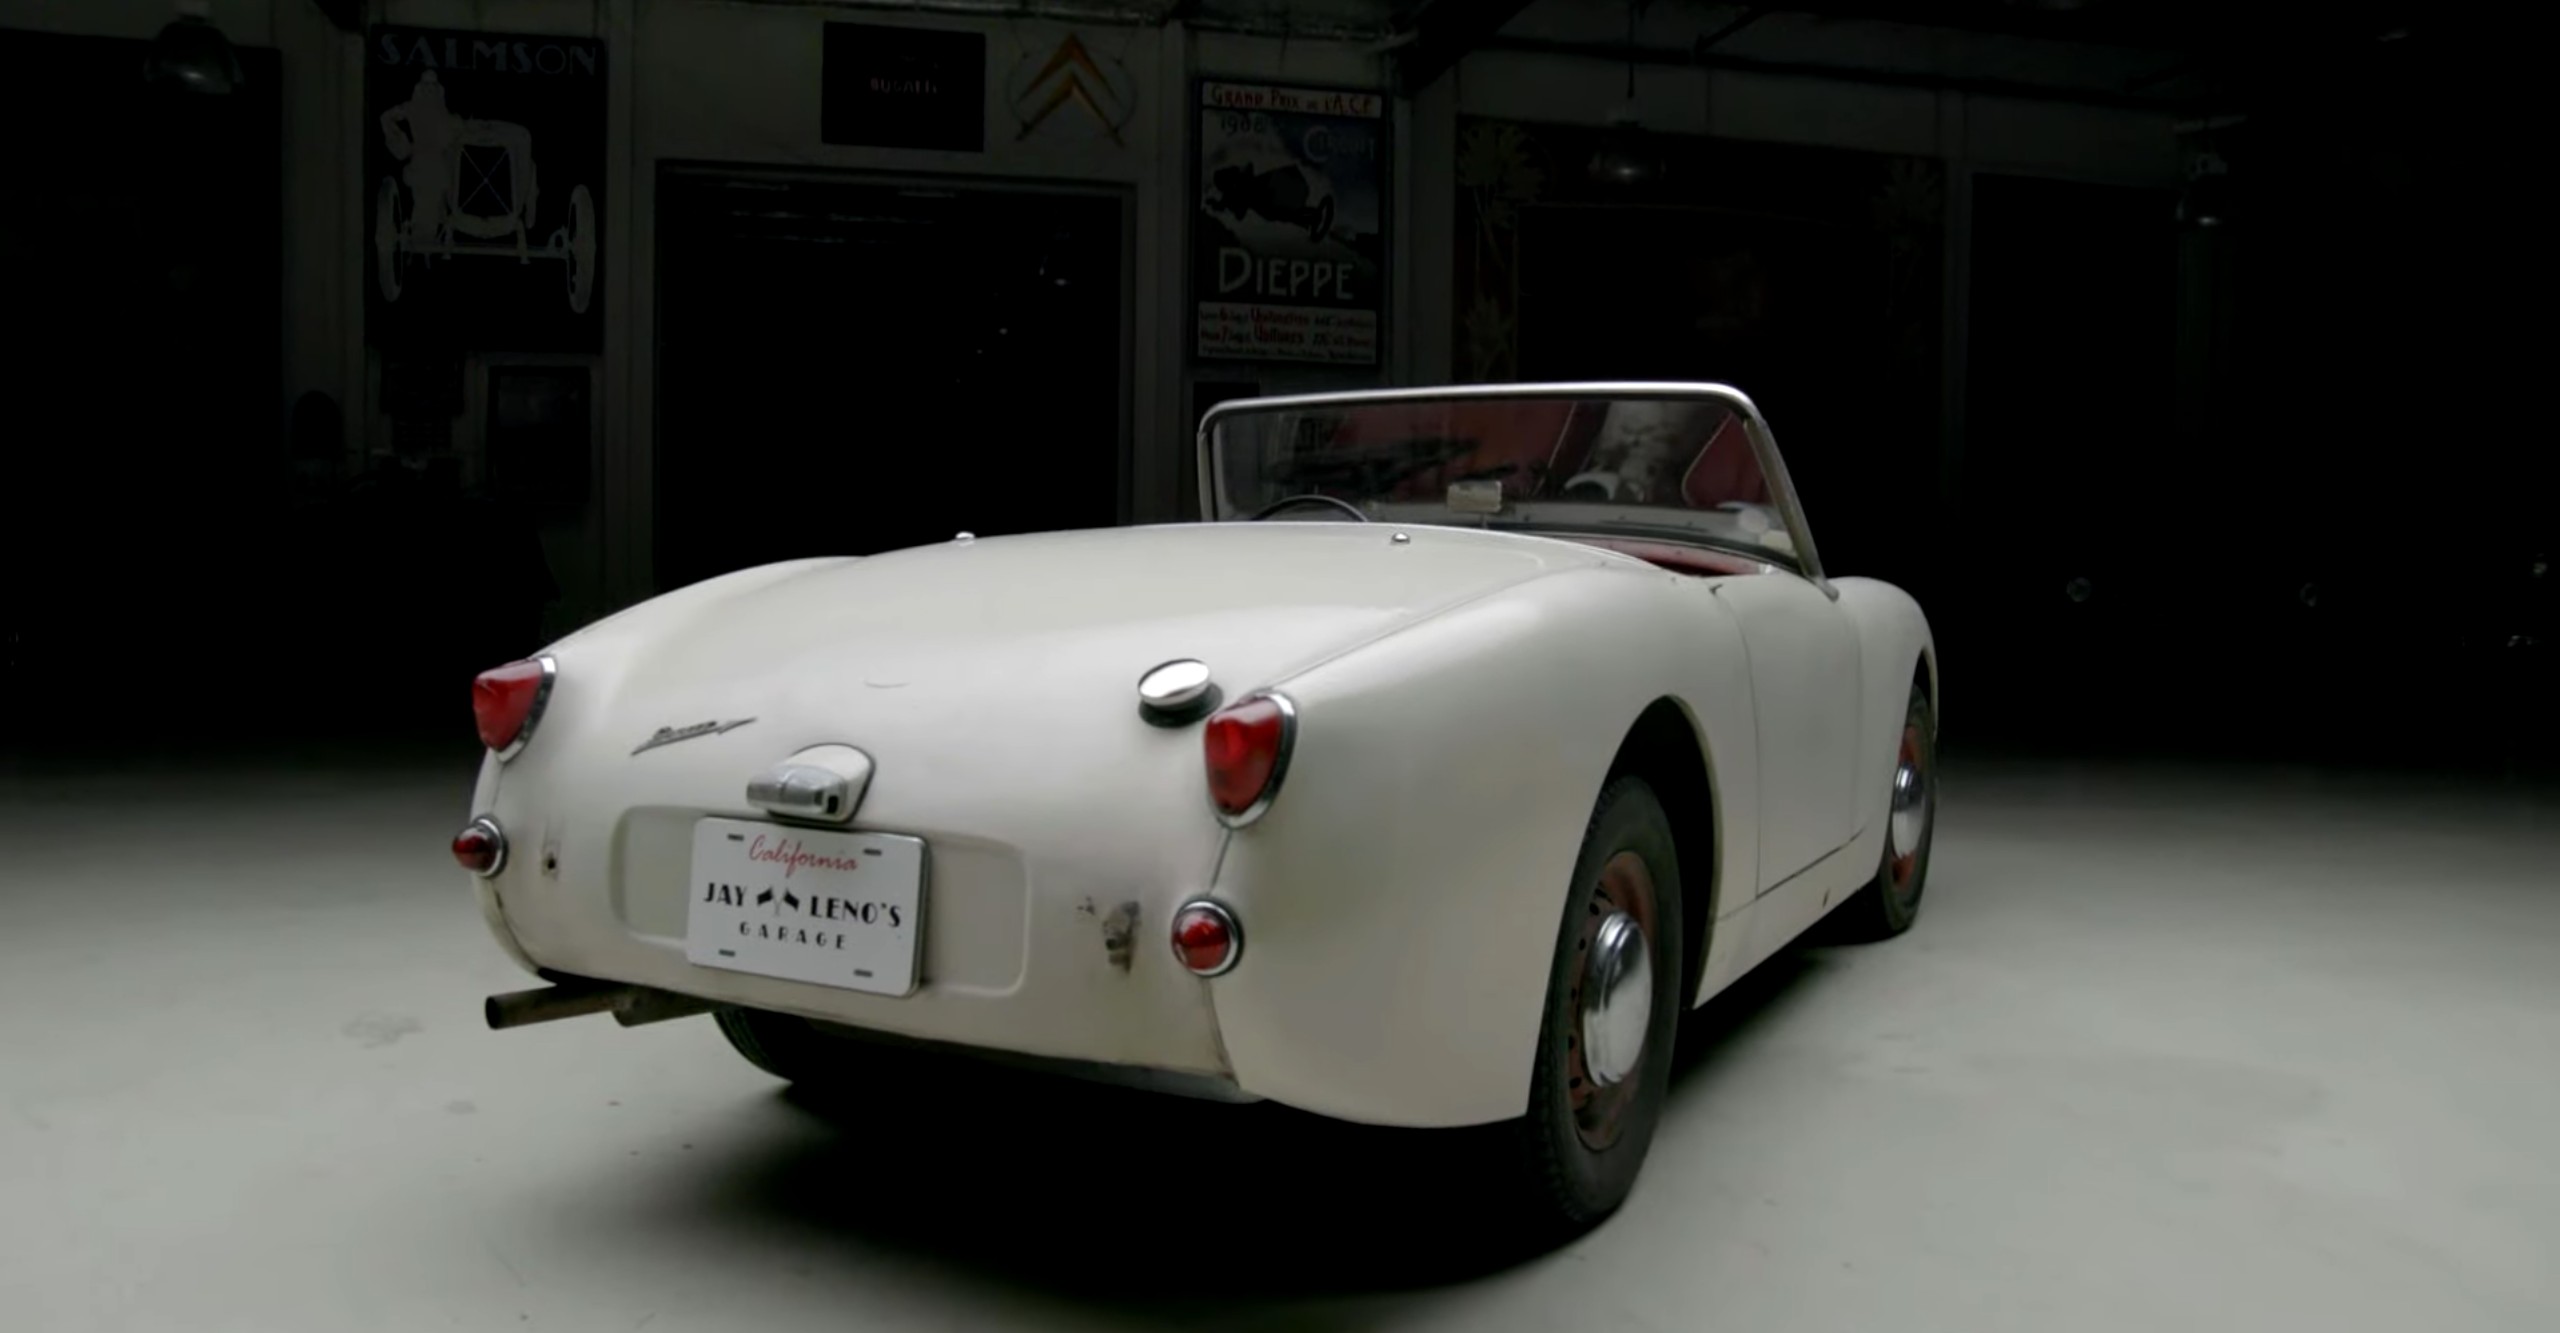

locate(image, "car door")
(1709, 571), (1863, 894)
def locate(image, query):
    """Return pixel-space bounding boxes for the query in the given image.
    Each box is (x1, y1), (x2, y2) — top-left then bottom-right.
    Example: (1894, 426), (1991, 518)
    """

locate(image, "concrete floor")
(3, 751), (2555, 1332)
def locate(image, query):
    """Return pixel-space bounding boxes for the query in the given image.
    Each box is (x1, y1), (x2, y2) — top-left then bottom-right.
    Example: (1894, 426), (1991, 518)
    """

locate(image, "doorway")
(1961, 172), (2180, 741)
(1513, 199), (1932, 581)
(0, 28), (283, 748)
(653, 168), (1130, 593)
(1965, 173), (2179, 568)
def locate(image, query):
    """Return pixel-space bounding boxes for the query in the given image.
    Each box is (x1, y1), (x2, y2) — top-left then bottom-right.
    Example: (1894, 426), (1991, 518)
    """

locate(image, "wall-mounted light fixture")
(2177, 150), (2232, 228)
(2173, 110), (2244, 230)
(145, 2), (245, 95)
(1586, 0), (1662, 187)
(1588, 116), (1662, 187)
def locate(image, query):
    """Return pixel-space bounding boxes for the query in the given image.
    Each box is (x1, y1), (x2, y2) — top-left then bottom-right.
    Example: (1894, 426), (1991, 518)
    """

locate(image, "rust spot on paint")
(1101, 901), (1141, 972)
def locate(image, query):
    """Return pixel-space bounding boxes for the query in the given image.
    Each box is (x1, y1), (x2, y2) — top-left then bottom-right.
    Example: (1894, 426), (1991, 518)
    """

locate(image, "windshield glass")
(1205, 388), (1806, 568)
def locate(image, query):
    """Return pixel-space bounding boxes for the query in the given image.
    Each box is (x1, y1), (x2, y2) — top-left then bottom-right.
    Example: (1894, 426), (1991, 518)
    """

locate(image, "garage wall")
(393, 4), (1402, 614)
(7, 0), (1401, 631)
(361, 0), (624, 636)
(15, 0), (630, 639)
(5, 0), (360, 440)
(1404, 6), (2185, 500)
(628, 5), (1161, 608)
(1459, 4), (2182, 179)
(47, 0), (2209, 620)
(624, 5), (1398, 595)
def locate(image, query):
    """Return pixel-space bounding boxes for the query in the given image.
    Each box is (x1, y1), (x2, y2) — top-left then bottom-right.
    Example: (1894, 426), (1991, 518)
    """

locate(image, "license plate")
(684, 817), (926, 997)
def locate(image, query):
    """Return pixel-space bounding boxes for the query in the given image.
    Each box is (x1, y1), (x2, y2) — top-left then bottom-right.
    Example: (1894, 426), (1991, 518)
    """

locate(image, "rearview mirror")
(1446, 479), (1504, 515)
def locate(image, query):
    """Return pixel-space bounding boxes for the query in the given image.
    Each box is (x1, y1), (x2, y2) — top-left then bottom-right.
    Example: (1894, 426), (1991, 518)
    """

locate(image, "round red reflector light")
(1170, 900), (1242, 977)
(452, 817), (507, 877)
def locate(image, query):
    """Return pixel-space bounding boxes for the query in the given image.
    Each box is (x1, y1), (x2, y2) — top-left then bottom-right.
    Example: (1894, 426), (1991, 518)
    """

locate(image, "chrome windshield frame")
(1196, 380), (1831, 589)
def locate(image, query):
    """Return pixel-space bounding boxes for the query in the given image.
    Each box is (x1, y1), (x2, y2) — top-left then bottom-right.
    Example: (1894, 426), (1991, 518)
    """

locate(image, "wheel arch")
(1604, 695), (1722, 1011)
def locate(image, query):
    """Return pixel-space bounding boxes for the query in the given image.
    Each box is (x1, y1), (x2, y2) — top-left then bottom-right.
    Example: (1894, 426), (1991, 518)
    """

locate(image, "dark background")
(0, 28), (286, 751)
(1457, 19), (2552, 776)
(1, 4), (2549, 780)
(654, 170), (1128, 592)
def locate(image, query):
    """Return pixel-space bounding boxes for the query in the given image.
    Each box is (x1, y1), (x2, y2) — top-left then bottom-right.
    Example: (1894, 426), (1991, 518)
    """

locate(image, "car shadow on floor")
(653, 944), (1839, 1318)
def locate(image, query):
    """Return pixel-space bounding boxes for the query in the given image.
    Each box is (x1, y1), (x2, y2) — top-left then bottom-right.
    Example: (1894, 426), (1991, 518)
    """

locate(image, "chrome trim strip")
(492, 654), (558, 762)
(1209, 689), (1298, 829)
(1171, 898), (1246, 978)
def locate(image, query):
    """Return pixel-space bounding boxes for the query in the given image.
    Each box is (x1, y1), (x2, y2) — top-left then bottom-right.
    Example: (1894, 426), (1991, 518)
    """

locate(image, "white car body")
(460, 382), (1936, 1135)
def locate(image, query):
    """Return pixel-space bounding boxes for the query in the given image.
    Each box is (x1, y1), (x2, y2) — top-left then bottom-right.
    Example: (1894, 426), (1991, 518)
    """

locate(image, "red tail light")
(1202, 692), (1296, 825)
(452, 816), (507, 877)
(1170, 900), (1243, 976)
(472, 656), (556, 757)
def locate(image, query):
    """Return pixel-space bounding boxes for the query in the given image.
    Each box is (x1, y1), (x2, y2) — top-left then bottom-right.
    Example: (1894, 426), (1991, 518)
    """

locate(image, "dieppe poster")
(1193, 81), (1389, 367)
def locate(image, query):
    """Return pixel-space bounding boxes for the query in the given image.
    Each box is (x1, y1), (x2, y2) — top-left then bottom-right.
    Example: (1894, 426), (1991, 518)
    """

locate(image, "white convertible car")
(455, 382), (1937, 1239)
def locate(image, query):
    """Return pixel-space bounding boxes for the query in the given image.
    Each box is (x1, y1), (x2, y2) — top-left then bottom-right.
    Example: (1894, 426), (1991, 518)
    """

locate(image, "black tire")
(715, 1007), (865, 1088)
(1484, 777), (1688, 1243)
(1832, 680), (1937, 942)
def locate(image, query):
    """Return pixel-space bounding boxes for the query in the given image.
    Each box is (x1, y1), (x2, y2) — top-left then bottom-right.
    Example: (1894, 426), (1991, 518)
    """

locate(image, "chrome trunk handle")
(746, 745), (875, 824)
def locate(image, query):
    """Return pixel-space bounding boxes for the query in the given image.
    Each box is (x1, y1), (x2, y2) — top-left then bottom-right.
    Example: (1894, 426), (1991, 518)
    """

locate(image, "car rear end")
(458, 642), (1251, 1088)
(447, 526), (1601, 1097)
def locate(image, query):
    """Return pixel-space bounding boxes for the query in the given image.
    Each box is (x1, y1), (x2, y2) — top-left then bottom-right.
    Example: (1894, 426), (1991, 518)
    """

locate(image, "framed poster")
(365, 27), (608, 353)
(1193, 81), (1389, 367)
(822, 23), (987, 152)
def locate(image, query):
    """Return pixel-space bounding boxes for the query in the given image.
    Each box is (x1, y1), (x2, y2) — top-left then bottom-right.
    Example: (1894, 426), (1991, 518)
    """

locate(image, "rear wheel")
(1482, 777), (1687, 1243)
(1833, 681), (1937, 941)
(716, 1007), (940, 1094)
(715, 1007), (845, 1084)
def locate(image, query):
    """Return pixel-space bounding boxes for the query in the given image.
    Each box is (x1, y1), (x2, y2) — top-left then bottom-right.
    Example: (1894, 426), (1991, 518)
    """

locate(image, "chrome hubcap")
(1579, 910), (1653, 1089)
(1890, 756), (1927, 852)
(1887, 724), (1930, 893)
(1571, 850), (1660, 1150)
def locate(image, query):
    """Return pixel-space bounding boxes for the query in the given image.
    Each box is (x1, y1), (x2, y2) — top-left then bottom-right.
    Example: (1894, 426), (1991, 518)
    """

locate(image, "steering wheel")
(1250, 494), (1372, 522)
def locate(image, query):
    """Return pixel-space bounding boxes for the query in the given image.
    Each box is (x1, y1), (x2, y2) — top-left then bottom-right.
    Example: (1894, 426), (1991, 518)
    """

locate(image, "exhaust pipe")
(612, 988), (719, 1027)
(485, 977), (719, 1031)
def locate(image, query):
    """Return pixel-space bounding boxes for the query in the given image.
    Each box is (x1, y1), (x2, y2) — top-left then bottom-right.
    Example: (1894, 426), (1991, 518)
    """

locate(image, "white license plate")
(684, 817), (926, 997)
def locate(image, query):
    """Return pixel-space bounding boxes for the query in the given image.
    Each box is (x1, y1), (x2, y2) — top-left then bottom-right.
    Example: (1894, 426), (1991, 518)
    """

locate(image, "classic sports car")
(456, 382), (1938, 1239)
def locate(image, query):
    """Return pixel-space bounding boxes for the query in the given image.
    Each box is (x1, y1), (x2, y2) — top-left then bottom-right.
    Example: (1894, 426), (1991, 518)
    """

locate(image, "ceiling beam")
(1394, 0), (1539, 97)
(1476, 34), (2186, 112)
(1749, 1), (2233, 53)
(1695, 6), (1768, 53)
(310, 0), (364, 33)
(1754, 1), (2431, 57)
